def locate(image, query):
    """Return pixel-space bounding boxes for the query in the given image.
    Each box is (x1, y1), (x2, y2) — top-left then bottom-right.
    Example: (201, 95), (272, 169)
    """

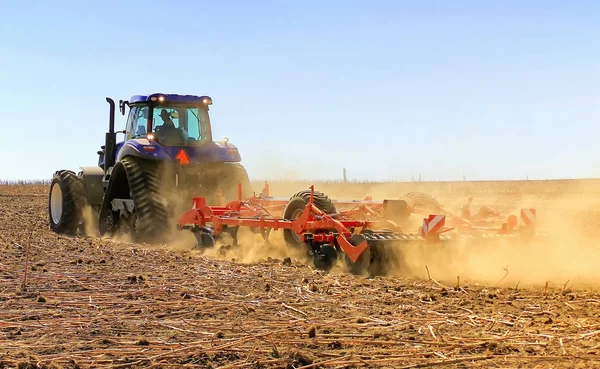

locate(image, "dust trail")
(161, 178), (600, 289)
(166, 227), (313, 265)
(81, 205), (99, 237)
(386, 189), (600, 289)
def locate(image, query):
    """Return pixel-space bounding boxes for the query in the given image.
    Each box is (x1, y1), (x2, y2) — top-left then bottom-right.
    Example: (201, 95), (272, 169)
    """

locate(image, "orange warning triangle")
(176, 149), (190, 165)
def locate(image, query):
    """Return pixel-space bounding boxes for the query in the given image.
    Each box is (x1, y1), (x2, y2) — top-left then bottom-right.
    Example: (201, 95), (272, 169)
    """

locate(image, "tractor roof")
(129, 93), (212, 105)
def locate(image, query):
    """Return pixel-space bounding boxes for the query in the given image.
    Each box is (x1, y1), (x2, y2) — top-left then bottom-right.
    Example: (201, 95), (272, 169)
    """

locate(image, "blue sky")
(1, 1), (599, 181)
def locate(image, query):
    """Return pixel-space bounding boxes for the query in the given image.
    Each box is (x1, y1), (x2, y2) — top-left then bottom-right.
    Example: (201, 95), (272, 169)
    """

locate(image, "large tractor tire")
(98, 156), (170, 244)
(282, 189), (337, 249)
(218, 163), (253, 202)
(48, 170), (86, 235)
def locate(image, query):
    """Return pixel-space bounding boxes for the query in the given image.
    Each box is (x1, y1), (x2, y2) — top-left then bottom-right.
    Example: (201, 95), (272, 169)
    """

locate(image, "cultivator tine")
(337, 234), (369, 264)
(192, 197), (205, 209)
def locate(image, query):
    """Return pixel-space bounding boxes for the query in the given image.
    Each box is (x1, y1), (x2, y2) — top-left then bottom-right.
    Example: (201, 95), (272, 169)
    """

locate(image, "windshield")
(131, 105), (211, 146)
(152, 105), (209, 146)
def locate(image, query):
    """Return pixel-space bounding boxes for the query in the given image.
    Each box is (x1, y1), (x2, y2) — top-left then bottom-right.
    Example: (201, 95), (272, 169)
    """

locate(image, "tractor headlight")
(147, 133), (156, 141)
(150, 95), (165, 102)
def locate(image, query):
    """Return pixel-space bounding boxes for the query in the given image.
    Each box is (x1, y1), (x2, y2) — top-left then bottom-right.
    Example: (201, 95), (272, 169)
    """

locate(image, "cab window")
(151, 106), (207, 144)
(133, 107), (149, 138)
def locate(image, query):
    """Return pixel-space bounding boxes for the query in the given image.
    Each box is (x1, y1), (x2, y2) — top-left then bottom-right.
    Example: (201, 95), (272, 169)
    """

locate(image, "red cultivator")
(177, 184), (540, 275)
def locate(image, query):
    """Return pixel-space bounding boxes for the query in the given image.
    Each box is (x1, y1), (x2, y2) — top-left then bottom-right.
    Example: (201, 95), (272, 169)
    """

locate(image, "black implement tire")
(282, 189), (337, 248)
(401, 191), (446, 213)
(48, 170), (86, 235)
(313, 244), (338, 271)
(286, 189), (337, 214)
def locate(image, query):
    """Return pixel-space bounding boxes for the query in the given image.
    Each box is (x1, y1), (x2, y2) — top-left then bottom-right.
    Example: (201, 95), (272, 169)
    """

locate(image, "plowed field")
(2, 182), (600, 368)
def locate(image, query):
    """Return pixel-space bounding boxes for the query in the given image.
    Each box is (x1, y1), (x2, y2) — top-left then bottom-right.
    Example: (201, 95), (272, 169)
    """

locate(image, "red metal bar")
(337, 234), (368, 263)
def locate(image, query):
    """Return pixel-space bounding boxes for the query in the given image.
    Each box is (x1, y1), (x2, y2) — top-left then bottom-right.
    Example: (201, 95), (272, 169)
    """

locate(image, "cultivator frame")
(177, 183), (540, 275)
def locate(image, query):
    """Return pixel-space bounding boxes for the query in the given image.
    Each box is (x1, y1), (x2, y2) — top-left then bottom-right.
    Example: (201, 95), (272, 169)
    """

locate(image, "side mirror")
(118, 100), (129, 116)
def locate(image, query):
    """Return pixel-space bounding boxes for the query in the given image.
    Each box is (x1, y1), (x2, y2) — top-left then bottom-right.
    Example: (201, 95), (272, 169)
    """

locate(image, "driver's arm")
(180, 127), (189, 140)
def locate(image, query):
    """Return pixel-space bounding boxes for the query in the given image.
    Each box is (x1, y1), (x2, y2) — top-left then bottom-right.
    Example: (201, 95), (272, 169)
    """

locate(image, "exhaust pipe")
(104, 97), (117, 171)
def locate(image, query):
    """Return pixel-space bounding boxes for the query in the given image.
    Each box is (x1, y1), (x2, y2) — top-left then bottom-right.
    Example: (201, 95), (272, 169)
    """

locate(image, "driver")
(156, 108), (188, 144)
(159, 109), (175, 128)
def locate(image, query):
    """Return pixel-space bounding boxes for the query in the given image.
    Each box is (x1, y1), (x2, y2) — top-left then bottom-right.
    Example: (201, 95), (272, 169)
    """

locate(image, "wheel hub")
(50, 183), (63, 224)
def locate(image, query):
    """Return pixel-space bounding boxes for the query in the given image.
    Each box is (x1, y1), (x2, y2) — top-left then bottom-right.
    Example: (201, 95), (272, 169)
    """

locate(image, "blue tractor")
(47, 93), (253, 243)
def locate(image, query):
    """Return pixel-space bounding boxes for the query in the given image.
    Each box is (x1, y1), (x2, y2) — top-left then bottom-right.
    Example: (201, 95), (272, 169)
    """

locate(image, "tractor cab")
(124, 94), (214, 147)
(97, 93), (242, 171)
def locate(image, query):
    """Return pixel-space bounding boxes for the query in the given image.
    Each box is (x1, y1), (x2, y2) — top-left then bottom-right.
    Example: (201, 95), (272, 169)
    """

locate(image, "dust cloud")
(166, 226), (314, 265)
(160, 177), (600, 290)
(381, 182), (600, 290)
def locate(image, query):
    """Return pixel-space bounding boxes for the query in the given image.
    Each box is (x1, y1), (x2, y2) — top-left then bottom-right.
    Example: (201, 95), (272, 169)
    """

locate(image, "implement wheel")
(282, 189), (337, 249)
(401, 191), (446, 213)
(313, 244), (338, 271)
(48, 170), (86, 235)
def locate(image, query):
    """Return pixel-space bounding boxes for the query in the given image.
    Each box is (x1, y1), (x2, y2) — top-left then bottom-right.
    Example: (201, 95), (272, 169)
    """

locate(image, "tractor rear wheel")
(121, 156), (170, 243)
(218, 163), (253, 202)
(48, 170), (86, 235)
(98, 156), (170, 244)
(282, 189), (337, 248)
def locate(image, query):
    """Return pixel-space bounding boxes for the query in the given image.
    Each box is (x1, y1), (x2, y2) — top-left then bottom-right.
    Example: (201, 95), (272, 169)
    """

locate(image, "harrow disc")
(343, 234), (372, 275)
(313, 244), (338, 271)
(193, 231), (216, 249)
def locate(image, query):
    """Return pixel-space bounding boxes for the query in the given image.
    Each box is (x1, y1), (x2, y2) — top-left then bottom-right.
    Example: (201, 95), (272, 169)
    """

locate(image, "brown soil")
(1, 183), (600, 368)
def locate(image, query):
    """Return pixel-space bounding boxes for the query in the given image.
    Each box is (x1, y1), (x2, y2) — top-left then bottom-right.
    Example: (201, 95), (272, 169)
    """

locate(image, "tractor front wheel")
(48, 170), (86, 235)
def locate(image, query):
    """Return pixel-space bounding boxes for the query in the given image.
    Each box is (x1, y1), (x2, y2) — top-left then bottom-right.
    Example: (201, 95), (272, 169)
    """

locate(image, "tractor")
(48, 93), (253, 243)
